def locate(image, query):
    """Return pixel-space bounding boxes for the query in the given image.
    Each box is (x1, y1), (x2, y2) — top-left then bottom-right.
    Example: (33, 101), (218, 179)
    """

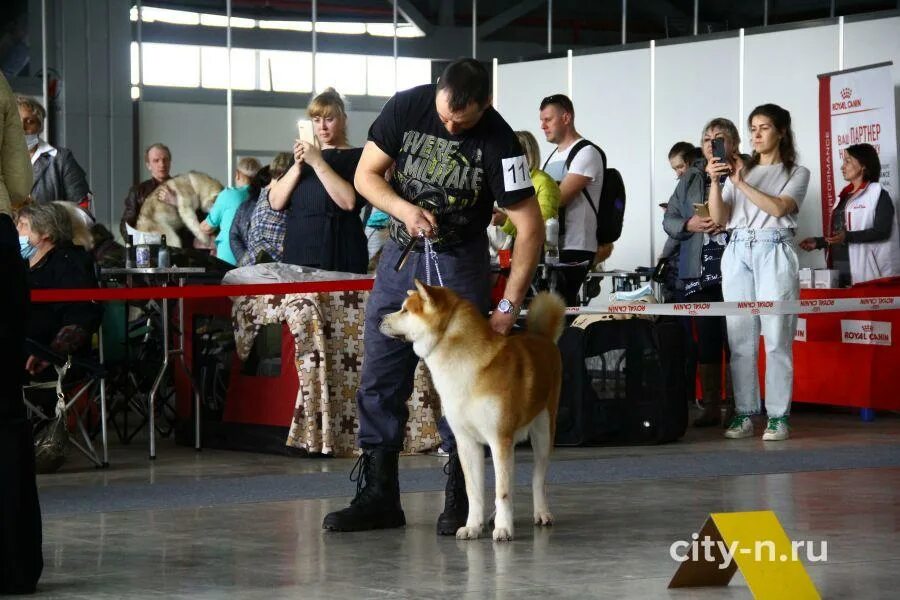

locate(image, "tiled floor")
(34, 411), (900, 599)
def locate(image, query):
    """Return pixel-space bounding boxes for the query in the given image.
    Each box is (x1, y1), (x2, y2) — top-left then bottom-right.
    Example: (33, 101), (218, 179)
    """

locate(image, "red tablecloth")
(773, 277), (900, 410)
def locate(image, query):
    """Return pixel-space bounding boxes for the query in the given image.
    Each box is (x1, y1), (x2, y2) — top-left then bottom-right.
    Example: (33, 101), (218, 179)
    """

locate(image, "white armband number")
(501, 155), (531, 192)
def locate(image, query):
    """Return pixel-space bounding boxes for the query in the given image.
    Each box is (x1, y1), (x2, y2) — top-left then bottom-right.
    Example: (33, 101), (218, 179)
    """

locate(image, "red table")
(766, 277), (900, 412)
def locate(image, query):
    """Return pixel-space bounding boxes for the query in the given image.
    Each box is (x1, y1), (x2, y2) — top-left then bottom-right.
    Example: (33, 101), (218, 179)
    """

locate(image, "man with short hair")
(119, 142), (173, 240)
(323, 58), (544, 535)
(539, 94), (604, 306)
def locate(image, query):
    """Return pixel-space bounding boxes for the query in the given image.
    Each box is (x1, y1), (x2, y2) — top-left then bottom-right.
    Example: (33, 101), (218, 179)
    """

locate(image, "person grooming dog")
(323, 58), (545, 535)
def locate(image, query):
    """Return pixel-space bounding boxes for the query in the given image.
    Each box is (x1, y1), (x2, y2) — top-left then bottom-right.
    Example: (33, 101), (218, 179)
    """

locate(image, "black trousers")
(559, 249), (595, 307)
(687, 286), (729, 365)
(0, 213), (43, 594)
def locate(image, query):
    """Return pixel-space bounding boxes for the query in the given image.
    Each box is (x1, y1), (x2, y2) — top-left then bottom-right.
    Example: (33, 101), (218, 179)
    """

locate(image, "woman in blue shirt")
(200, 157), (261, 265)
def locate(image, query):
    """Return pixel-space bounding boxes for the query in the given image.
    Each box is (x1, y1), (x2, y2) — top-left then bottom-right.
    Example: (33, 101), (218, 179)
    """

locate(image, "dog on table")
(135, 171), (223, 247)
(380, 281), (565, 541)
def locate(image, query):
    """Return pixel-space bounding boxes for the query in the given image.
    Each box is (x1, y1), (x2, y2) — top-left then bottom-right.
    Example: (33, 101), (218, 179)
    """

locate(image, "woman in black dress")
(269, 88), (368, 273)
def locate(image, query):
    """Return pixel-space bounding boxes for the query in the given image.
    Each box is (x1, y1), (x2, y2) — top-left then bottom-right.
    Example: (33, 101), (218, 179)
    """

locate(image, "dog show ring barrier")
(32, 274), (900, 463)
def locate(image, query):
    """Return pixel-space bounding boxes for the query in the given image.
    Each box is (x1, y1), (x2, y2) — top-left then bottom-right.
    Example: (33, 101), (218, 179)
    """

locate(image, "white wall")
(139, 102), (381, 186)
(496, 14), (900, 272)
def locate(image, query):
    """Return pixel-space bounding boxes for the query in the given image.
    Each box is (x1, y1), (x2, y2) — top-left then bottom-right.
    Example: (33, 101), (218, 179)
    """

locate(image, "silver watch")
(497, 298), (517, 315)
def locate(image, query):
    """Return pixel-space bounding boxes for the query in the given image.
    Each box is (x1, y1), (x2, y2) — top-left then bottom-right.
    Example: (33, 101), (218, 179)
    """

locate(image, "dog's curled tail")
(526, 292), (567, 343)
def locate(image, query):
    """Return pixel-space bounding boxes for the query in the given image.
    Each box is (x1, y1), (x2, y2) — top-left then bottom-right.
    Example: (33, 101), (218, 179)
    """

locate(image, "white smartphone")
(297, 119), (316, 145)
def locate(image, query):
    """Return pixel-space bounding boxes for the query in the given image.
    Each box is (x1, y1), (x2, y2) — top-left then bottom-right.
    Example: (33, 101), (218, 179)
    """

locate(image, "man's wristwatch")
(496, 298), (518, 316)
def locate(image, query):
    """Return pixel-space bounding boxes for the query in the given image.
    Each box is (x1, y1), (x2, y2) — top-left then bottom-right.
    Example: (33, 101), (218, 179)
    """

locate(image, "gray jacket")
(662, 160), (707, 281)
(31, 146), (91, 205)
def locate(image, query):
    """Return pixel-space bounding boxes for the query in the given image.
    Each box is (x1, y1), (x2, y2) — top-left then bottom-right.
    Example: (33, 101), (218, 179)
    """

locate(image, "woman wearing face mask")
(708, 103), (810, 442)
(269, 88), (368, 274)
(16, 96), (91, 209)
(16, 203), (102, 376)
(663, 119), (741, 427)
(799, 143), (899, 285)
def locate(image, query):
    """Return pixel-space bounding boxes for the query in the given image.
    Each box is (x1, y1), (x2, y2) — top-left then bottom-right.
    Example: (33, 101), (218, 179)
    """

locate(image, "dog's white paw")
(456, 526), (483, 540)
(492, 527), (514, 542)
(533, 511), (554, 526)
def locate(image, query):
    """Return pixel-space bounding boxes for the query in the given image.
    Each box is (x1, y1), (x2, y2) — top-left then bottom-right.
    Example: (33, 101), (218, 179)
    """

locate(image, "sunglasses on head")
(540, 94), (573, 113)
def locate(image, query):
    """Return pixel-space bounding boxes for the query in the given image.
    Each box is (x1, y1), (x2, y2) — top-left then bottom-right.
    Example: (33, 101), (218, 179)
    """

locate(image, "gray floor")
(35, 411), (900, 599)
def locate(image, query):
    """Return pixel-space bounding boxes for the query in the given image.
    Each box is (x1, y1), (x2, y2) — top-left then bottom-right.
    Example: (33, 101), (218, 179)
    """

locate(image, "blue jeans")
(721, 228), (799, 419)
(357, 234), (491, 451)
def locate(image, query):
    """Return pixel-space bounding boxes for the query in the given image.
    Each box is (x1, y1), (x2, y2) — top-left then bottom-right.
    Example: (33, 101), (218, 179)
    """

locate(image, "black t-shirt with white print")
(368, 83), (535, 251)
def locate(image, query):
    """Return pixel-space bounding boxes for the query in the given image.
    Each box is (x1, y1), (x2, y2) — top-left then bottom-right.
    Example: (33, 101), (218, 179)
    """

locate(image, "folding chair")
(21, 338), (109, 469)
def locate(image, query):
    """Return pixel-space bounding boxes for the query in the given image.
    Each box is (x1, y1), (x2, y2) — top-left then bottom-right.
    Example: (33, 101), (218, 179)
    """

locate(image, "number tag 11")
(501, 155), (531, 192)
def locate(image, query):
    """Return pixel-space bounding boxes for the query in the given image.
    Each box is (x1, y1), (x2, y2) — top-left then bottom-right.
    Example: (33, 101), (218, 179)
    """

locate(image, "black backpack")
(544, 140), (627, 245)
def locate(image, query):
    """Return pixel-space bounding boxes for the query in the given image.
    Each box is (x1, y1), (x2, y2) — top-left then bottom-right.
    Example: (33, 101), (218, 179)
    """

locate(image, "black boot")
(436, 451), (468, 536)
(322, 448), (406, 532)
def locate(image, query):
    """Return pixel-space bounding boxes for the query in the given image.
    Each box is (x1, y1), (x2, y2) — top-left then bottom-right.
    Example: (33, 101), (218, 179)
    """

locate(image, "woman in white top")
(707, 103), (810, 442)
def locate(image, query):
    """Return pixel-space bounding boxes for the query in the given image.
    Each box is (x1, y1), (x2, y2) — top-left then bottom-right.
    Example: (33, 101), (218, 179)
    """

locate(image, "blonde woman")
(200, 156), (262, 265)
(492, 130), (560, 237)
(269, 88), (367, 273)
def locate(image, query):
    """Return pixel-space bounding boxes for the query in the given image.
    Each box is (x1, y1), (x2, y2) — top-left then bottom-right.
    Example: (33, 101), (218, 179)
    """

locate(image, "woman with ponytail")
(707, 103), (810, 442)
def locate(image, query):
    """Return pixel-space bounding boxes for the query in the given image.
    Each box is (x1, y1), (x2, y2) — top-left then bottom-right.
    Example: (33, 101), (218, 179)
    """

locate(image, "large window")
(133, 42), (431, 97)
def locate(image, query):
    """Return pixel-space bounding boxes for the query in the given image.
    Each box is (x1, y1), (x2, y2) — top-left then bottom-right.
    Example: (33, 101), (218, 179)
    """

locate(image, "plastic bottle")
(157, 235), (171, 268)
(544, 217), (560, 264)
(125, 234), (135, 268)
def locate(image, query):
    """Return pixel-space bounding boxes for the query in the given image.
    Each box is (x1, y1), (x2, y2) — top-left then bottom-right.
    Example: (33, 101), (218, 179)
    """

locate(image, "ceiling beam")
(477, 0), (546, 39)
(389, 0), (435, 35)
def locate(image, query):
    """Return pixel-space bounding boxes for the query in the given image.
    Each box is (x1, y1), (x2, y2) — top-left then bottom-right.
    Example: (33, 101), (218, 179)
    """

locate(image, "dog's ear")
(413, 279), (431, 303)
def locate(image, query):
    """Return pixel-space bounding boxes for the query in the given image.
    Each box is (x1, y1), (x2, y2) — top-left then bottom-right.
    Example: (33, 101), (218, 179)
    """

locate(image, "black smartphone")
(711, 137), (729, 183)
(711, 137), (727, 162)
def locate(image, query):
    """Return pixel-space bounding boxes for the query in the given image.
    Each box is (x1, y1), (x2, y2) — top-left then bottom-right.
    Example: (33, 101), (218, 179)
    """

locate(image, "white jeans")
(721, 228), (799, 418)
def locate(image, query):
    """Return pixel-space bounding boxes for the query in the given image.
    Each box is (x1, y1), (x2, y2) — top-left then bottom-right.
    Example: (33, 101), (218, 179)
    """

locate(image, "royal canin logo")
(832, 87), (861, 111)
(840, 87), (852, 100)
(862, 324), (873, 333)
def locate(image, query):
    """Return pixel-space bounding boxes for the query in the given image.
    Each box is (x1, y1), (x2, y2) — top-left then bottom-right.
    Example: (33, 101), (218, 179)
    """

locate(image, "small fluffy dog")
(381, 282), (565, 541)
(135, 171), (223, 247)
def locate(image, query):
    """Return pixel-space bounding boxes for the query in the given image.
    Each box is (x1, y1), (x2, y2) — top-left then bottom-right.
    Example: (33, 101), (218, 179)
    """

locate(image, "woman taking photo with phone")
(707, 103), (810, 442)
(799, 143), (899, 285)
(663, 118), (740, 427)
(269, 88), (368, 273)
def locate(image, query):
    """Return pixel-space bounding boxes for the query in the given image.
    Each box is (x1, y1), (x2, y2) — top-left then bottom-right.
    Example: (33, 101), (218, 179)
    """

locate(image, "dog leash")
(420, 232), (444, 287)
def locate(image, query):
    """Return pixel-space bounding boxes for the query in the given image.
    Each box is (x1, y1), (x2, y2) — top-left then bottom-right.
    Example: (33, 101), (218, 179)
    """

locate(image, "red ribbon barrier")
(30, 278), (375, 303)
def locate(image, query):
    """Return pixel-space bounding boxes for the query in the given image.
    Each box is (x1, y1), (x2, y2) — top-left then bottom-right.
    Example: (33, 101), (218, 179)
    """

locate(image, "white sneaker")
(724, 415), (754, 439)
(761, 417), (790, 441)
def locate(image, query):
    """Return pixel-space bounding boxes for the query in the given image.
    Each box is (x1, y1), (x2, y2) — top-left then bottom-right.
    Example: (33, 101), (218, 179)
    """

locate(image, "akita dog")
(380, 281), (565, 541)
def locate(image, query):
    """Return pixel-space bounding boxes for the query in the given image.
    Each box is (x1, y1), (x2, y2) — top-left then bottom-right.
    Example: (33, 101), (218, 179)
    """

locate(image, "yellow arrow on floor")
(669, 510), (821, 599)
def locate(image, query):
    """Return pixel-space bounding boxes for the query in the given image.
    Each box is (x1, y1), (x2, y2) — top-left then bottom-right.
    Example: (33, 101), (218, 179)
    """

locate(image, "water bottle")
(125, 234), (135, 268)
(157, 235), (171, 268)
(544, 217), (560, 265)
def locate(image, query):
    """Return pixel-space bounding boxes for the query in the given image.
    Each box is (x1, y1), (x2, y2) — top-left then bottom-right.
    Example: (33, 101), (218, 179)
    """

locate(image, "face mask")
(24, 133), (40, 149)
(19, 235), (36, 260)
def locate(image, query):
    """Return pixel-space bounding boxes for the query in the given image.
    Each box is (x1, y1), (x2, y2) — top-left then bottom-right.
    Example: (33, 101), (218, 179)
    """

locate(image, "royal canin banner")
(841, 319), (892, 346)
(818, 62), (898, 237)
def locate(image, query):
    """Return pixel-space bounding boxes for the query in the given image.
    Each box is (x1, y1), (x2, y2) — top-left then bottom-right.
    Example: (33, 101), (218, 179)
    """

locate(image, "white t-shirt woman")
(707, 104), (809, 443)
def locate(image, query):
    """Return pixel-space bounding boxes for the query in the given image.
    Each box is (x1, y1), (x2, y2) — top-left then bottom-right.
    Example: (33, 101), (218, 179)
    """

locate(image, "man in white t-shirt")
(539, 94), (604, 305)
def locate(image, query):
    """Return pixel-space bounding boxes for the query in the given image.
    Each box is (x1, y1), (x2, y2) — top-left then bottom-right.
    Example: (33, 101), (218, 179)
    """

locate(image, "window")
(131, 6), (200, 25)
(260, 51), (313, 93)
(141, 43), (200, 87)
(315, 53), (367, 96)
(199, 14), (256, 28)
(132, 42), (430, 97)
(200, 47), (258, 91)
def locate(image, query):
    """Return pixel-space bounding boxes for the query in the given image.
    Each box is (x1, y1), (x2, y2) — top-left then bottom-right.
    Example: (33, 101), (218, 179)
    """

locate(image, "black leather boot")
(436, 451), (469, 535)
(322, 448), (406, 532)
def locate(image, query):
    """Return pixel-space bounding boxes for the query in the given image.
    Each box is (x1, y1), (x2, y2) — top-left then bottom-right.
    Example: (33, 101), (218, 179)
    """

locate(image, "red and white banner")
(818, 62), (898, 237)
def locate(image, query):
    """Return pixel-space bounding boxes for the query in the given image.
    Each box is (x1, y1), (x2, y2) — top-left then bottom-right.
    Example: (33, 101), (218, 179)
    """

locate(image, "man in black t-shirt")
(323, 59), (544, 536)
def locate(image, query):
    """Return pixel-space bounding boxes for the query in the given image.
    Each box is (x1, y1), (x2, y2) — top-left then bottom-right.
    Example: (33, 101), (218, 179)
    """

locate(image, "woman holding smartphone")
(269, 88), (368, 273)
(707, 103), (809, 442)
(663, 118), (740, 427)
